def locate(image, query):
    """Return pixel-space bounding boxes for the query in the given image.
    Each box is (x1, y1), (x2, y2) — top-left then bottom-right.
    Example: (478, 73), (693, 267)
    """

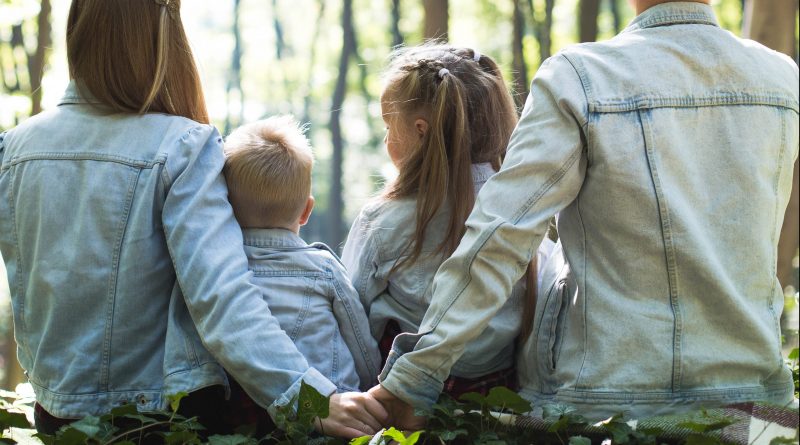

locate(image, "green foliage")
(2, 386), (798, 445)
(788, 347), (799, 399)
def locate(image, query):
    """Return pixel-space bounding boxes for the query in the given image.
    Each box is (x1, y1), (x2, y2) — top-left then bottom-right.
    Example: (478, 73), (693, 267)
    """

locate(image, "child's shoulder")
(357, 196), (418, 227)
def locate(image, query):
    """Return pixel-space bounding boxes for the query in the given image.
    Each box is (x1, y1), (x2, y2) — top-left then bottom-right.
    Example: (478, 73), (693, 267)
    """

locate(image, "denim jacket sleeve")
(0, 132), (5, 166)
(161, 125), (336, 418)
(341, 208), (387, 312)
(379, 54), (589, 409)
(330, 264), (382, 390)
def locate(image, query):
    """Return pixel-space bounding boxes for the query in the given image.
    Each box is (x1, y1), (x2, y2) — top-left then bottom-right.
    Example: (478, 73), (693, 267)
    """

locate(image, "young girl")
(342, 44), (554, 398)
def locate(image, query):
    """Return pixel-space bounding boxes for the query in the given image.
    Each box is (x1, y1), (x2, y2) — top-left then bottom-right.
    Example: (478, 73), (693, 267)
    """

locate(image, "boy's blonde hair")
(223, 116), (314, 228)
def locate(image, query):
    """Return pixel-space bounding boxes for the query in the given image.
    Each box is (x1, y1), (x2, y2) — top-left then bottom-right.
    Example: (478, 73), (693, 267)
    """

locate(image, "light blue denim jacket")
(342, 163), (554, 378)
(0, 82), (336, 419)
(380, 2), (799, 418)
(242, 228), (380, 392)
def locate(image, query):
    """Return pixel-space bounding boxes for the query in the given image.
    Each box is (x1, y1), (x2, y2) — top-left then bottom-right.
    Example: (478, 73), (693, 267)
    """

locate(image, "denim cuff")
(267, 367), (337, 423)
(378, 331), (443, 411)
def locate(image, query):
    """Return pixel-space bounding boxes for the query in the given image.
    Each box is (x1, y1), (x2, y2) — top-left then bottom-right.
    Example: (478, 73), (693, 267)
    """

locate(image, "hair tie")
(472, 49), (481, 62)
(154, 0), (179, 20)
(438, 68), (450, 79)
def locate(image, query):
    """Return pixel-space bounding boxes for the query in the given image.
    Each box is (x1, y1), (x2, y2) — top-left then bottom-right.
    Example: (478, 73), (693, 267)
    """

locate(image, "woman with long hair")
(0, 0), (386, 438)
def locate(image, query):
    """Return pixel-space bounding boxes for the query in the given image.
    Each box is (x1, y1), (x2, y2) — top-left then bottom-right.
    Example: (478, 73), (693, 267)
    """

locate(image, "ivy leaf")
(206, 433), (257, 445)
(122, 413), (160, 425)
(542, 403), (577, 421)
(297, 381), (330, 423)
(677, 411), (736, 433)
(458, 392), (486, 406)
(168, 392), (189, 413)
(597, 413), (633, 444)
(685, 433), (723, 445)
(0, 438), (16, 444)
(568, 436), (592, 445)
(438, 429), (469, 440)
(382, 427), (407, 441)
(788, 348), (798, 361)
(399, 430), (422, 445)
(0, 409), (30, 430)
(32, 432), (55, 445)
(68, 415), (103, 438)
(770, 435), (799, 445)
(348, 435), (373, 445)
(54, 427), (89, 445)
(484, 386), (532, 414)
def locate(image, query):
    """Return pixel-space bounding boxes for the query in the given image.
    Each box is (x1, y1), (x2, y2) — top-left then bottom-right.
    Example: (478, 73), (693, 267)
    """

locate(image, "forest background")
(0, 0), (798, 392)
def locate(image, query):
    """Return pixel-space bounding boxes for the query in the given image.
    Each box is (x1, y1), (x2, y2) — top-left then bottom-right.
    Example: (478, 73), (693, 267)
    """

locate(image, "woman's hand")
(368, 385), (427, 431)
(316, 392), (390, 438)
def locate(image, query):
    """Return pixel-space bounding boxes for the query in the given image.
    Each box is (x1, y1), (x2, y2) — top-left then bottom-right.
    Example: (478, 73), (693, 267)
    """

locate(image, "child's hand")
(316, 392), (390, 438)
(368, 385), (427, 431)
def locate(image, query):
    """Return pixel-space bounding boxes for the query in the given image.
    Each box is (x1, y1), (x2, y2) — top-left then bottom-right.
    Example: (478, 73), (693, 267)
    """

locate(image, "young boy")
(223, 116), (380, 394)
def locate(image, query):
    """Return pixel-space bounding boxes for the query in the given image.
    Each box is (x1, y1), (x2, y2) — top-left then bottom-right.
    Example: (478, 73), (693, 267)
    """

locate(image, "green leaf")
(685, 433), (723, 445)
(458, 392), (487, 408)
(0, 409), (30, 429)
(438, 429), (469, 440)
(206, 433), (257, 445)
(297, 381), (330, 423)
(121, 413), (160, 425)
(484, 386), (532, 414)
(568, 436), (592, 445)
(168, 392), (189, 413)
(598, 413), (633, 444)
(0, 438), (17, 444)
(67, 415), (102, 438)
(109, 404), (138, 417)
(54, 427), (89, 445)
(542, 403), (577, 420)
(400, 430), (422, 445)
(382, 427), (407, 441)
(348, 436), (373, 445)
(789, 348), (799, 361)
(677, 411), (737, 433)
(770, 435), (799, 445)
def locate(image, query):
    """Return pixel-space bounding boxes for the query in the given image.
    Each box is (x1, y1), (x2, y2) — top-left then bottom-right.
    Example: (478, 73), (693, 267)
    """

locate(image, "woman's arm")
(161, 126), (385, 437)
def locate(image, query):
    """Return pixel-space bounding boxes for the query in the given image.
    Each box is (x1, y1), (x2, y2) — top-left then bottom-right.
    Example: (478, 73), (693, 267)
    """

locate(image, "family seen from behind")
(0, 0), (797, 440)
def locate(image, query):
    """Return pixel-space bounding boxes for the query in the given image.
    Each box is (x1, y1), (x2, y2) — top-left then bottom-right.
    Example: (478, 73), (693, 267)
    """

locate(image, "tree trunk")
(302, 0), (326, 126)
(529, 0), (555, 63)
(579, 0), (600, 42)
(272, 0), (286, 59)
(224, 0), (243, 135)
(329, 0), (355, 248)
(423, 0), (448, 41)
(609, 0), (622, 34)
(512, 0), (529, 108)
(391, 0), (404, 47)
(743, 0), (799, 289)
(27, 0), (51, 116)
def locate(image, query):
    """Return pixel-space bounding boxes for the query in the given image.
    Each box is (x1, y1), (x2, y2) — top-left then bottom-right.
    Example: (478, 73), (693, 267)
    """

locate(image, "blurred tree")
(609, 0), (622, 33)
(579, 0), (600, 42)
(512, 0), (529, 107)
(224, 0), (243, 135)
(391, 0), (404, 47)
(423, 0), (448, 41)
(330, 0), (356, 247)
(530, 0), (555, 63)
(743, 0), (800, 290)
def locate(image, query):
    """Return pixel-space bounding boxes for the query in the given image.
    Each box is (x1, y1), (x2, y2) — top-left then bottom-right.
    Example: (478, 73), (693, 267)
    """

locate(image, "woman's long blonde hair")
(384, 44), (538, 339)
(67, 0), (208, 124)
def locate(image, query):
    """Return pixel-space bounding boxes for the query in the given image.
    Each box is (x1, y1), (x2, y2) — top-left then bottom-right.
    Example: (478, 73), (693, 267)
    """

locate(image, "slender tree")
(609, 0), (622, 34)
(512, 0), (529, 108)
(329, 0), (356, 248)
(301, 0), (327, 126)
(224, 0), (244, 135)
(743, 0), (799, 290)
(423, 0), (448, 41)
(391, 0), (404, 47)
(272, 0), (286, 59)
(578, 0), (600, 42)
(28, 0), (51, 116)
(529, 0), (555, 63)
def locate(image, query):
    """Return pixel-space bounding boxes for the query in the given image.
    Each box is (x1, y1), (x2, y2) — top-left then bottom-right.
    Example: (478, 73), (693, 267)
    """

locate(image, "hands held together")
(318, 385), (427, 438)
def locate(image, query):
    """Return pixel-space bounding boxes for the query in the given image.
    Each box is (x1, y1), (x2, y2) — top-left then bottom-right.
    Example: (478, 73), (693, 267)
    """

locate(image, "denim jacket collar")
(59, 80), (101, 106)
(243, 228), (307, 249)
(623, 1), (718, 33)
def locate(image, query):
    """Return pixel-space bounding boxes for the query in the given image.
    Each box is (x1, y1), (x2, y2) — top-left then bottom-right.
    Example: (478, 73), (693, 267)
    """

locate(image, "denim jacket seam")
(4, 152), (159, 169)
(767, 114), (788, 355)
(574, 194), (591, 389)
(590, 95), (799, 113)
(329, 270), (378, 374)
(638, 109), (683, 391)
(6, 167), (28, 356)
(100, 168), (142, 390)
(559, 54), (592, 129)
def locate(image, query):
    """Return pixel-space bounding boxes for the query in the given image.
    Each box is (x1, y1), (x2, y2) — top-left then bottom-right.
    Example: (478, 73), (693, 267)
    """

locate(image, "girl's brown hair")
(67, 0), (208, 124)
(383, 44), (538, 339)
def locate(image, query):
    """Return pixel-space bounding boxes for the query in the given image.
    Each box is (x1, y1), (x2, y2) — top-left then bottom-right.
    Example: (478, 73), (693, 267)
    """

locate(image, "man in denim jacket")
(371, 0), (799, 424)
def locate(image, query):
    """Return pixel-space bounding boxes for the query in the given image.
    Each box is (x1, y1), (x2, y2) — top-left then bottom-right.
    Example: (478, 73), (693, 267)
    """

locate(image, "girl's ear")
(414, 118), (429, 139)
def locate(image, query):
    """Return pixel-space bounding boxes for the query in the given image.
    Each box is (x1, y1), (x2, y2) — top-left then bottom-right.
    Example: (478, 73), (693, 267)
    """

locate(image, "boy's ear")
(414, 118), (429, 138)
(298, 196), (315, 226)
